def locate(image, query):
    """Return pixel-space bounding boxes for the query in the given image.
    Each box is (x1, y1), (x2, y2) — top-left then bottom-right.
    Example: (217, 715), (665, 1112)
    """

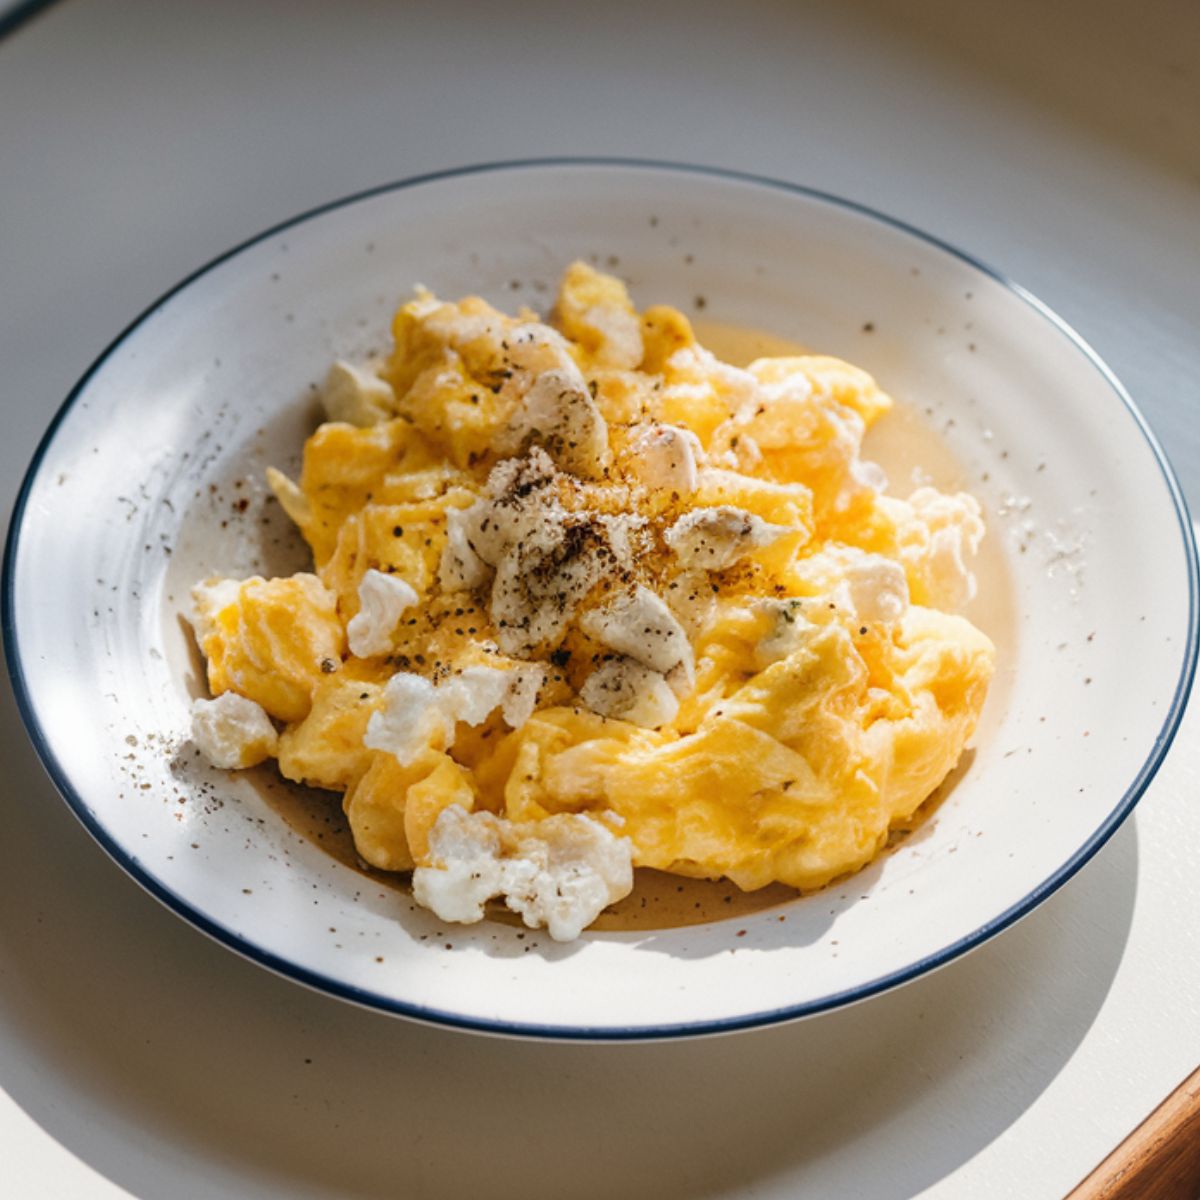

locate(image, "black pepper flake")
(320, 658), (337, 674)
(393, 525), (404, 537)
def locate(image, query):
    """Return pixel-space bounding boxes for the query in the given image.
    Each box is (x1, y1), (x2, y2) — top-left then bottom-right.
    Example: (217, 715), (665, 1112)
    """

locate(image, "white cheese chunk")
(490, 521), (609, 655)
(578, 584), (694, 686)
(661, 568), (718, 638)
(191, 692), (278, 769)
(322, 360), (396, 427)
(843, 553), (910, 624)
(508, 367), (610, 479)
(753, 598), (817, 669)
(787, 545), (913, 638)
(440, 666), (512, 727)
(411, 806), (505, 925)
(469, 448), (564, 566)
(412, 805), (634, 941)
(346, 569), (419, 658)
(501, 321), (581, 381)
(495, 661), (548, 728)
(579, 656), (680, 729)
(364, 664), (547, 765)
(437, 504), (492, 591)
(440, 664), (547, 729)
(363, 673), (449, 765)
(890, 487), (986, 610)
(501, 814), (634, 941)
(664, 505), (793, 570)
(628, 423), (700, 496)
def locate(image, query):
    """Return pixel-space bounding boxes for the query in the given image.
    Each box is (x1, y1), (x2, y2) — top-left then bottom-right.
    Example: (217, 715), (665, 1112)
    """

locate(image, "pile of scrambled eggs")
(188, 263), (995, 941)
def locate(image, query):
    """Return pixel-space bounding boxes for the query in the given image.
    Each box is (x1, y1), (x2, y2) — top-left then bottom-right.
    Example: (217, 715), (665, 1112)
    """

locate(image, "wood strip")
(1067, 1065), (1200, 1200)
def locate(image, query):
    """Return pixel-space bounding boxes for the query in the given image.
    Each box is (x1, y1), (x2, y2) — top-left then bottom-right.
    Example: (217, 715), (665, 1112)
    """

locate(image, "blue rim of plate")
(4, 158), (1198, 1041)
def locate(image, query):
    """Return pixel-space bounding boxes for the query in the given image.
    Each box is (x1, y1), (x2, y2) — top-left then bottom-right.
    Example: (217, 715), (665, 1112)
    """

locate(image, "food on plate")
(187, 262), (995, 940)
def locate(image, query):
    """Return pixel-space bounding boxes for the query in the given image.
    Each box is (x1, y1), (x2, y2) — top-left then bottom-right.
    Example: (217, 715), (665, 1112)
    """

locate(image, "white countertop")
(2, 2), (1198, 1196)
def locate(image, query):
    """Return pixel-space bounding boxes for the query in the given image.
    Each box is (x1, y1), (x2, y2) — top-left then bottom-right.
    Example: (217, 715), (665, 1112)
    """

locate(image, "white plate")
(4, 161), (1196, 1040)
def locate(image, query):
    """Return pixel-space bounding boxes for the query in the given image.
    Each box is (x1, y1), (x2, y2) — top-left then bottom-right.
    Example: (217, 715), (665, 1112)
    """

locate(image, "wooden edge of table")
(1066, 1065), (1200, 1200)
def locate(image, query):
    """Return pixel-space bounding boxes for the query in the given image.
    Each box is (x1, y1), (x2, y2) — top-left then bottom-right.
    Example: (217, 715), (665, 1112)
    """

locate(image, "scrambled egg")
(188, 262), (995, 940)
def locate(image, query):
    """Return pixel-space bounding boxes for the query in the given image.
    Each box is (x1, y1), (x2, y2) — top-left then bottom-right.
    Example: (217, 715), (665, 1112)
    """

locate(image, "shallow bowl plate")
(4, 160), (1196, 1039)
